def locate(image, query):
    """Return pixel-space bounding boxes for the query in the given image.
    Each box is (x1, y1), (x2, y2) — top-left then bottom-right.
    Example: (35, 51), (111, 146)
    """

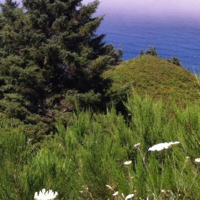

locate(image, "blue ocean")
(97, 14), (200, 74)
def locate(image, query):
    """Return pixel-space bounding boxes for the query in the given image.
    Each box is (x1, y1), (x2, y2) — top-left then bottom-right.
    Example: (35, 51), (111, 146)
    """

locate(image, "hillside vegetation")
(103, 55), (200, 105)
(1, 1), (200, 200)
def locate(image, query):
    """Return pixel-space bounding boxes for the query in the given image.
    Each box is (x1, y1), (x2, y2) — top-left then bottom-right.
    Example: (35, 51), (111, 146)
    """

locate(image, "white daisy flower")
(148, 141), (180, 151)
(125, 193), (134, 200)
(195, 158), (200, 163)
(113, 191), (119, 196)
(124, 160), (132, 165)
(34, 188), (58, 200)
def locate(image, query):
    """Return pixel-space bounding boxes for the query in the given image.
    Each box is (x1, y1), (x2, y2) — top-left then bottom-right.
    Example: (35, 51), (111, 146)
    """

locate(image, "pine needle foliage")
(0, 0), (122, 137)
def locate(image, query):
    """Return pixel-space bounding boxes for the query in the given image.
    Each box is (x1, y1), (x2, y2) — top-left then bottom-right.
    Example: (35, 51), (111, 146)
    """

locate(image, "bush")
(145, 46), (158, 56)
(0, 92), (200, 199)
(167, 56), (182, 66)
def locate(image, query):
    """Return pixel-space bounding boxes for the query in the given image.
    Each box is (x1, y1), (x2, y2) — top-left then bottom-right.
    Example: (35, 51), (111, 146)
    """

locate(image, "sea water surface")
(96, 13), (200, 74)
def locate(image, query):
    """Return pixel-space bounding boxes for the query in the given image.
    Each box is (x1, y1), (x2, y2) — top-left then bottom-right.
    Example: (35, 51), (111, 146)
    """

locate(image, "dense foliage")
(0, 92), (200, 199)
(0, 0), (122, 137)
(0, 1), (200, 199)
(140, 46), (158, 56)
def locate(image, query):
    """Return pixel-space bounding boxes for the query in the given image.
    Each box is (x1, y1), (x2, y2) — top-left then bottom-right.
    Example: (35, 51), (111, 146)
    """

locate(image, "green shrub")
(0, 92), (200, 199)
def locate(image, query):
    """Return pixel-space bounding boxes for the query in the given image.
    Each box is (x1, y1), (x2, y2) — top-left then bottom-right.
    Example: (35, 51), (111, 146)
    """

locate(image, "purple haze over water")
(84, 0), (200, 74)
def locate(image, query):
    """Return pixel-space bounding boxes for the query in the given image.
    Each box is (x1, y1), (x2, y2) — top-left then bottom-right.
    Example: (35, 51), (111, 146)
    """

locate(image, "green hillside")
(103, 55), (200, 105)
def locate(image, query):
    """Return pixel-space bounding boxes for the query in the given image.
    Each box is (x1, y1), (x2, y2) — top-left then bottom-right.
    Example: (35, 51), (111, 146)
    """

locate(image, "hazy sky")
(83, 0), (200, 20)
(2, 0), (200, 20)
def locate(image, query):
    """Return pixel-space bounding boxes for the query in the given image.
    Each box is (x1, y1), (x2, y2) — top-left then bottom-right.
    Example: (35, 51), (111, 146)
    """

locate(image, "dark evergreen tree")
(145, 45), (158, 56)
(0, 0), (122, 138)
(139, 49), (144, 56)
(167, 56), (181, 66)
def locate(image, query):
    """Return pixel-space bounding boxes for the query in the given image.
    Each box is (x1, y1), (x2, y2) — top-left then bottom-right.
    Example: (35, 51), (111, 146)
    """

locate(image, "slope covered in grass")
(103, 55), (199, 104)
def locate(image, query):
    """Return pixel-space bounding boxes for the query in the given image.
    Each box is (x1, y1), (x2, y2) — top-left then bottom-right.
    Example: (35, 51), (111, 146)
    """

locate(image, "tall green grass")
(0, 91), (200, 199)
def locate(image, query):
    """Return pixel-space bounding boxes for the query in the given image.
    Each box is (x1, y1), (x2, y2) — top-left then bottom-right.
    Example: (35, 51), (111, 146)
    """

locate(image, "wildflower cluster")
(34, 189), (58, 200)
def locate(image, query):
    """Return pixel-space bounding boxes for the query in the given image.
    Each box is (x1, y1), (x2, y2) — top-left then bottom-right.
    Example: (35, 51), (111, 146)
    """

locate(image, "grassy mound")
(103, 55), (199, 105)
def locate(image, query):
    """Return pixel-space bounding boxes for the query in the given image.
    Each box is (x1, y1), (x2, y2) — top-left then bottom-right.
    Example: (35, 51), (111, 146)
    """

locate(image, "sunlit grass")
(103, 55), (200, 106)
(0, 91), (200, 199)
